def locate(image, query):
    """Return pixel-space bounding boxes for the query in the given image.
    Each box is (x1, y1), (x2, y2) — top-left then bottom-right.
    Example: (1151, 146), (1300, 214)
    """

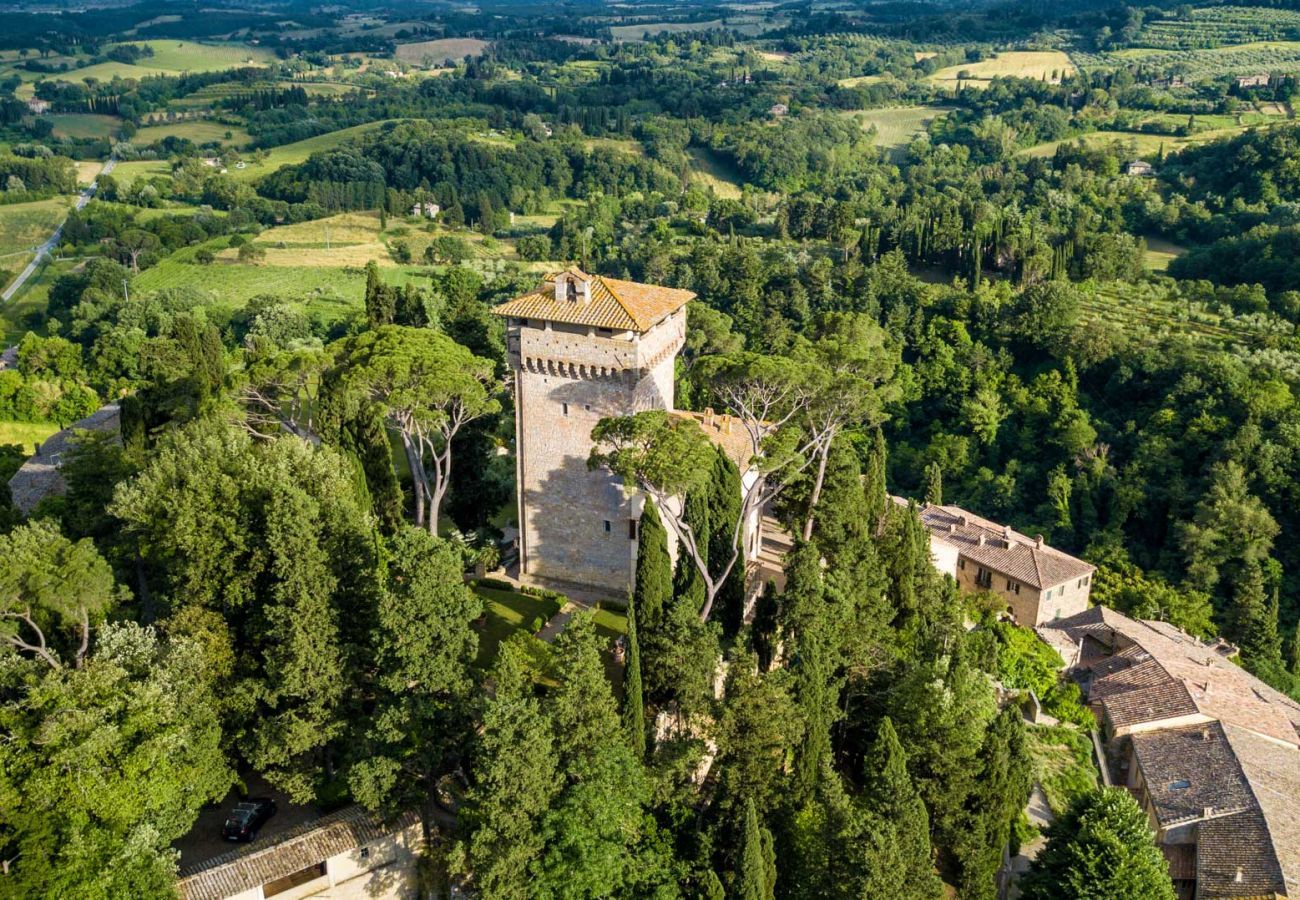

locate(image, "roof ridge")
(597, 275), (642, 329)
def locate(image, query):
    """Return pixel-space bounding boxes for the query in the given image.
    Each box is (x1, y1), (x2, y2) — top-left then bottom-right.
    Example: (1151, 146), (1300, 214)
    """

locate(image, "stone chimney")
(703, 407), (715, 426)
(1034, 534), (1045, 548)
(977, 534), (986, 547)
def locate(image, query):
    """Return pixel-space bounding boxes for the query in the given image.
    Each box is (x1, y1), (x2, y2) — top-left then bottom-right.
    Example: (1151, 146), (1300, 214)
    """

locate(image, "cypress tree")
(707, 448), (747, 637)
(863, 428), (888, 535)
(622, 600), (647, 759)
(863, 717), (941, 899)
(738, 797), (774, 900)
(634, 500), (673, 635)
(674, 484), (710, 611)
(924, 461), (943, 505)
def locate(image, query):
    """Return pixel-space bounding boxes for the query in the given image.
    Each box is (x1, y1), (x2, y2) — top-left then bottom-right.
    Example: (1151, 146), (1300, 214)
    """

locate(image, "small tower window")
(562, 403), (569, 416)
(566, 280), (578, 302)
(603, 520), (612, 533)
(628, 519), (638, 540)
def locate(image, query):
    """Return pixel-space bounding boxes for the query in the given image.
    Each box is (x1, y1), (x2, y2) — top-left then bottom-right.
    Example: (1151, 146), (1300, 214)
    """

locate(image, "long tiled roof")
(1130, 723), (1254, 826)
(492, 267), (694, 333)
(672, 409), (755, 470)
(177, 805), (420, 900)
(1087, 645), (1202, 728)
(1040, 607), (1300, 747)
(1223, 724), (1300, 899)
(1197, 808), (1287, 899)
(915, 503), (1095, 589)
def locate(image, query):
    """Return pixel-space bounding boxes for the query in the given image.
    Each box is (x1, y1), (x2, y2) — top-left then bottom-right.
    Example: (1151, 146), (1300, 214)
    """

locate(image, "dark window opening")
(628, 519), (638, 540)
(264, 862), (327, 897)
(603, 520), (611, 533)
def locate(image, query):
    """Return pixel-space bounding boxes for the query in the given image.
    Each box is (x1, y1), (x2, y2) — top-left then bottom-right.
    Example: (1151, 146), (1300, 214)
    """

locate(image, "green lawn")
(841, 105), (954, 153)
(0, 420), (60, 455)
(473, 586), (560, 667)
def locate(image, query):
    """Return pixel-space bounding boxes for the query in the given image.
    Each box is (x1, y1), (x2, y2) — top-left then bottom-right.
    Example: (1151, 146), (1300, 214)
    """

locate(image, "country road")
(0, 157), (116, 304)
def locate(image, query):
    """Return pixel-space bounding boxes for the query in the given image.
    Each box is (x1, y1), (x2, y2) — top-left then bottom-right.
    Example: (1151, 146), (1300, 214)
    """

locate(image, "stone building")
(1038, 607), (1300, 899)
(909, 501), (1095, 624)
(494, 268), (696, 595)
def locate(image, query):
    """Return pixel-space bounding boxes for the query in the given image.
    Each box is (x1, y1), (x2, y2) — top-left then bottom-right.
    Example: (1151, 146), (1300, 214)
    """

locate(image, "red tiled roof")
(915, 503), (1094, 590)
(492, 268), (693, 333)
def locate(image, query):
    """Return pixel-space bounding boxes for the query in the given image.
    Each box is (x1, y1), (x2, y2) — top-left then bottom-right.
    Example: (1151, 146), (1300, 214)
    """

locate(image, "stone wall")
(513, 316), (681, 596)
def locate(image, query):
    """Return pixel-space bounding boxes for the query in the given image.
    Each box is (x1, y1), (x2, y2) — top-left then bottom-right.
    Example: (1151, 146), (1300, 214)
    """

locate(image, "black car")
(222, 798), (277, 842)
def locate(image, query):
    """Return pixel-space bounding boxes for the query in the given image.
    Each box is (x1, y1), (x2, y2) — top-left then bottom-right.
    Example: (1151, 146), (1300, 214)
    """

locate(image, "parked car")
(222, 797), (277, 842)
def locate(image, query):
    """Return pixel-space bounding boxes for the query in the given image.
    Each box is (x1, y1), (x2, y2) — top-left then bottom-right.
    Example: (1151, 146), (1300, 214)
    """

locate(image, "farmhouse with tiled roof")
(909, 502), (1095, 625)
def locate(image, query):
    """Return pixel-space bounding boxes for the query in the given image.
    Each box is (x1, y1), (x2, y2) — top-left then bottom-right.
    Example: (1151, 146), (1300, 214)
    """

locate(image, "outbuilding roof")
(177, 805), (419, 900)
(493, 268), (694, 333)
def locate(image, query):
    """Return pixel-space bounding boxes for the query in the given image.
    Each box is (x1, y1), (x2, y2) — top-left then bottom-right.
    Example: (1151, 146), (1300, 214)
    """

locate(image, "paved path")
(1, 157), (115, 303)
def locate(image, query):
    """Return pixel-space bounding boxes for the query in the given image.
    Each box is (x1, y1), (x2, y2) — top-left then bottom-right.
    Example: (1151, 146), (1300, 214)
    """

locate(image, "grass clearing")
(124, 40), (276, 72)
(687, 146), (744, 198)
(393, 38), (489, 66)
(472, 586), (560, 669)
(49, 114), (121, 140)
(1143, 235), (1187, 272)
(930, 50), (1075, 89)
(133, 120), (251, 146)
(1027, 725), (1098, 817)
(0, 421), (61, 455)
(74, 161), (104, 185)
(226, 120), (405, 182)
(842, 105), (953, 151)
(110, 159), (173, 188)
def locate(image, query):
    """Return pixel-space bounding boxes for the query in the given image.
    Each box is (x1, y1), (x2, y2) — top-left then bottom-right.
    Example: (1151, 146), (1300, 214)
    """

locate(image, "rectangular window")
(975, 567), (992, 589)
(628, 520), (638, 540)
(603, 520), (611, 533)
(958, 559), (966, 570)
(562, 402), (569, 416)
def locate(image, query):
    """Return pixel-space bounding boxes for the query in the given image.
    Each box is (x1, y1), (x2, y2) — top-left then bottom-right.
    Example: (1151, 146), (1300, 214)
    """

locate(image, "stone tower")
(494, 268), (693, 595)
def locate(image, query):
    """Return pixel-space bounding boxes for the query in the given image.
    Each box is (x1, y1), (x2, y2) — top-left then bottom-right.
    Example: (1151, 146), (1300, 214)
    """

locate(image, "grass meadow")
(393, 38), (489, 66)
(133, 120), (252, 146)
(929, 50), (1075, 89)
(0, 421), (61, 455)
(842, 105), (953, 151)
(0, 197), (75, 259)
(49, 114), (121, 140)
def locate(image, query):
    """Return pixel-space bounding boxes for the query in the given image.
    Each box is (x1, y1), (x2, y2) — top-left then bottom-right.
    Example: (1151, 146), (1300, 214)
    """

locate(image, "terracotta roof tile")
(1222, 725), (1300, 897)
(1197, 808), (1287, 898)
(1131, 723), (1254, 827)
(492, 269), (693, 333)
(672, 409), (755, 470)
(177, 805), (420, 900)
(916, 503), (1094, 590)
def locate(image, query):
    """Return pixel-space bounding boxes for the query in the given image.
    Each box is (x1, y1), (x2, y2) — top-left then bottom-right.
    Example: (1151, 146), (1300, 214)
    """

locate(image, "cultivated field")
(0, 197), (75, 259)
(610, 19), (726, 40)
(393, 38), (489, 66)
(124, 40), (276, 72)
(842, 105), (953, 151)
(109, 159), (173, 189)
(929, 50), (1075, 88)
(1019, 125), (1272, 159)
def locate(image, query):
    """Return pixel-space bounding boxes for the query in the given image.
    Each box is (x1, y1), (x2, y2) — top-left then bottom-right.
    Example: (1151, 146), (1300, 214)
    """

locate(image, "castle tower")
(493, 268), (693, 595)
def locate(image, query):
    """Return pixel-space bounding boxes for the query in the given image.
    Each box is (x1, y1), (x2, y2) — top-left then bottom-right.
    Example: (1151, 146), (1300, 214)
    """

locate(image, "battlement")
(506, 312), (685, 381)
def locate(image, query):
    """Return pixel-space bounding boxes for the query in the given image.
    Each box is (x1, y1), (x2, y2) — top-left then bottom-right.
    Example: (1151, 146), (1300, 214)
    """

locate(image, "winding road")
(0, 157), (116, 304)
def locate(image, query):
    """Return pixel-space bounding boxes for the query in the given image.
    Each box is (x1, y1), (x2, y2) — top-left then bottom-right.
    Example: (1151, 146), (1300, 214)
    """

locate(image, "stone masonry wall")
(514, 316), (682, 595)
